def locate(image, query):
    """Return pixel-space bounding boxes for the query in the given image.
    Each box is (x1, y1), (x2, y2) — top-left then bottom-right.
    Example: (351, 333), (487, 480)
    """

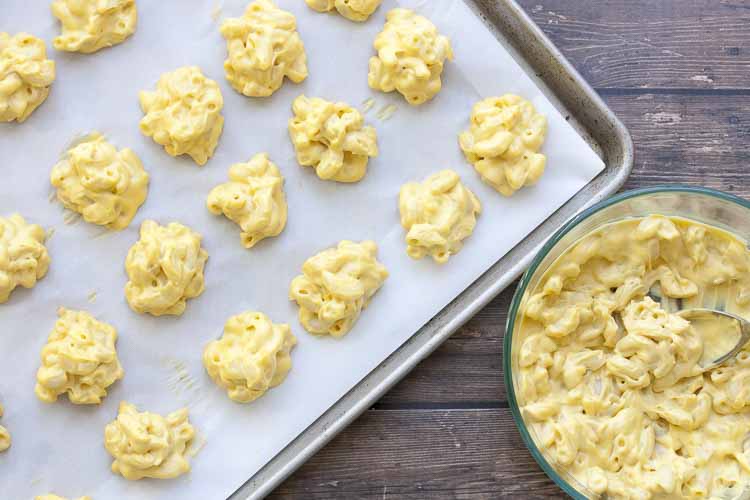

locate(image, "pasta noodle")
(516, 215), (750, 499)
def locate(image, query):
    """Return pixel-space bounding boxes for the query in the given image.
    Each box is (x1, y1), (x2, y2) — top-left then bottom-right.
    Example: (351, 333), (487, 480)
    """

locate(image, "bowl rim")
(502, 185), (750, 499)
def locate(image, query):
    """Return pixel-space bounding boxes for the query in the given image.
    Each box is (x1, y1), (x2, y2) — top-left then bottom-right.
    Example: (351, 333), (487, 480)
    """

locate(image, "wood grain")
(515, 0), (750, 89)
(271, 409), (565, 500)
(270, 1), (750, 498)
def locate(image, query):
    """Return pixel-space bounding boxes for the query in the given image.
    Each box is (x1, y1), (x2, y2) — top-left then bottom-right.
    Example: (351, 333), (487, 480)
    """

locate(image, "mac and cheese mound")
(36, 495), (91, 500)
(459, 95), (547, 196)
(0, 33), (56, 123)
(0, 214), (50, 303)
(124, 220), (209, 316)
(305, 0), (382, 22)
(0, 403), (9, 452)
(220, 0), (308, 97)
(368, 9), (453, 105)
(139, 66), (224, 166)
(104, 401), (195, 480)
(203, 311), (297, 403)
(51, 0), (137, 54)
(207, 153), (287, 248)
(399, 170), (481, 264)
(290, 240), (388, 337)
(516, 215), (750, 499)
(51, 133), (149, 230)
(35, 308), (124, 405)
(288, 95), (378, 183)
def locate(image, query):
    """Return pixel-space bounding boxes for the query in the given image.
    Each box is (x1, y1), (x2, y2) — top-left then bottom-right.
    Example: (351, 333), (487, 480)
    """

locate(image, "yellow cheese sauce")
(516, 215), (750, 499)
(290, 240), (388, 337)
(203, 311), (296, 403)
(51, 0), (137, 54)
(0, 32), (55, 123)
(288, 95), (378, 183)
(35, 308), (124, 405)
(0, 214), (50, 303)
(220, 0), (308, 97)
(35, 495), (91, 500)
(104, 401), (196, 480)
(0, 403), (10, 452)
(51, 132), (149, 230)
(207, 153), (287, 248)
(305, 0), (382, 22)
(368, 8), (453, 106)
(398, 169), (481, 264)
(459, 94), (547, 197)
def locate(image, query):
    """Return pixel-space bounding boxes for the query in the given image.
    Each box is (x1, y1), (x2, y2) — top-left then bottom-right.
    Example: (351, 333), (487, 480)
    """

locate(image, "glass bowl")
(503, 186), (750, 499)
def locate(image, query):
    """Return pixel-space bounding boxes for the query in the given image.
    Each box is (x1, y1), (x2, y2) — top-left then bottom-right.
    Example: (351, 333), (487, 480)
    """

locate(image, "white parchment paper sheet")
(0, 0), (604, 498)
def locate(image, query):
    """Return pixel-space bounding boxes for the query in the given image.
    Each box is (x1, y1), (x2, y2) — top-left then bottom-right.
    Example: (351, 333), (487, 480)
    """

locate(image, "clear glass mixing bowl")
(504, 186), (750, 499)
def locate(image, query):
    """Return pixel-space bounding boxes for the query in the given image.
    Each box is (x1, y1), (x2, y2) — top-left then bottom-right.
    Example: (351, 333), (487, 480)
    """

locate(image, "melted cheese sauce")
(516, 215), (750, 499)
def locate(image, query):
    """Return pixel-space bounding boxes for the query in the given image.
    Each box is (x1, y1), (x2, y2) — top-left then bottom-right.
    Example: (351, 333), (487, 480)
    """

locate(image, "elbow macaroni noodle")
(459, 95), (547, 196)
(139, 66), (224, 166)
(104, 401), (196, 480)
(0, 32), (55, 123)
(35, 308), (124, 405)
(398, 170), (481, 264)
(0, 214), (50, 303)
(203, 311), (297, 403)
(207, 153), (287, 248)
(51, 0), (137, 53)
(220, 0), (308, 97)
(51, 132), (149, 230)
(0, 404), (9, 452)
(368, 9), (453, 105)
(516, 215), (750, 499)
(305, 0), (382, 22)
(290, 240), (388, 337)
(36, 496), (91, 500)
(124, 220), (209, 316)
(288, 95), (378, 183)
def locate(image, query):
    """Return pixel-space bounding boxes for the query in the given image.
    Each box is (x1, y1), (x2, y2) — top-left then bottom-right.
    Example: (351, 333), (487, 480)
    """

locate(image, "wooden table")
(271, 1), (750, 497)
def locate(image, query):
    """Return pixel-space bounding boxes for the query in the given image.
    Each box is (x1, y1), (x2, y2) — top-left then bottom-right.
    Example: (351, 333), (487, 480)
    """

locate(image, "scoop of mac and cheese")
(305, 0), (382, 22)
(0, 32), (56, 123)
(124, 220), (209, 316)
(207, 153), (287, 248)
(51, 133), (149, 230)
(517, 215), (750, 499)
(35, 308), (124, 405)
(0, 214), (50, 303)
(104, 401), (195, 480)
(290, 240), (388, 337)
(139, 66), (224, 166)
(459, 95), (547, 196)
(51, 0), (137, 53)
(203, 311), (297, 403)
(0, 403), (9, 452)
(399, 170), (481, 263)
(36, 496), (91, 500)
(220, 0), (308, 97)
(368, 8), (453, 105)
(288, 95), (378, 183)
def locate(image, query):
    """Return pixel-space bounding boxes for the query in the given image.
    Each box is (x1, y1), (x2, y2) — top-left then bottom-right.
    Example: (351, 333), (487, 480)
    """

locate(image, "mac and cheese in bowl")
(508, 188), (750, 500)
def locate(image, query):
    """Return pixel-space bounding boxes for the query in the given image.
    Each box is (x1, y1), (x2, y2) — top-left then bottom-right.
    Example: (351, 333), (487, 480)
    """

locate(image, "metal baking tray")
(232, 1), (633, 497)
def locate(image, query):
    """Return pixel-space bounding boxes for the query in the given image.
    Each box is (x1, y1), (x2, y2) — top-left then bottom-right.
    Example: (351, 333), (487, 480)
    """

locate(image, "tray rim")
(231, 0), (634, 497)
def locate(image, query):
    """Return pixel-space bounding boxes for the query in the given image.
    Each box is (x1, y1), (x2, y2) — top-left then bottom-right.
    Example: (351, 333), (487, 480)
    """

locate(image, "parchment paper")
(0, 0), (604, 498)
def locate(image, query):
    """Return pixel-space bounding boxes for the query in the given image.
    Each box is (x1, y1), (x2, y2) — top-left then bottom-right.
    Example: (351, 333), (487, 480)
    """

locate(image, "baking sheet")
(0, 0), (604, 498)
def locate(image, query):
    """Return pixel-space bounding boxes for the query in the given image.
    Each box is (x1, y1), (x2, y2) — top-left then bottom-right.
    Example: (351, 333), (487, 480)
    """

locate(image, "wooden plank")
(376, 92), (750, 407)
(269, 408), (564, 499)
(509, 0), (750, 89)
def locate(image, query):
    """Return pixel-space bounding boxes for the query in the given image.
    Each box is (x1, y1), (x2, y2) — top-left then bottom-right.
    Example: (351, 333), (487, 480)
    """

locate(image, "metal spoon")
(676, 308), (750, 370)
(646, 287), (750, 369)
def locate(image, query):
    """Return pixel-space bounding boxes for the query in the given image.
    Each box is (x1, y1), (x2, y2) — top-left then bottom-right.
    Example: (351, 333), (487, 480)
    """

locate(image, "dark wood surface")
(270, 2), (750, 498)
